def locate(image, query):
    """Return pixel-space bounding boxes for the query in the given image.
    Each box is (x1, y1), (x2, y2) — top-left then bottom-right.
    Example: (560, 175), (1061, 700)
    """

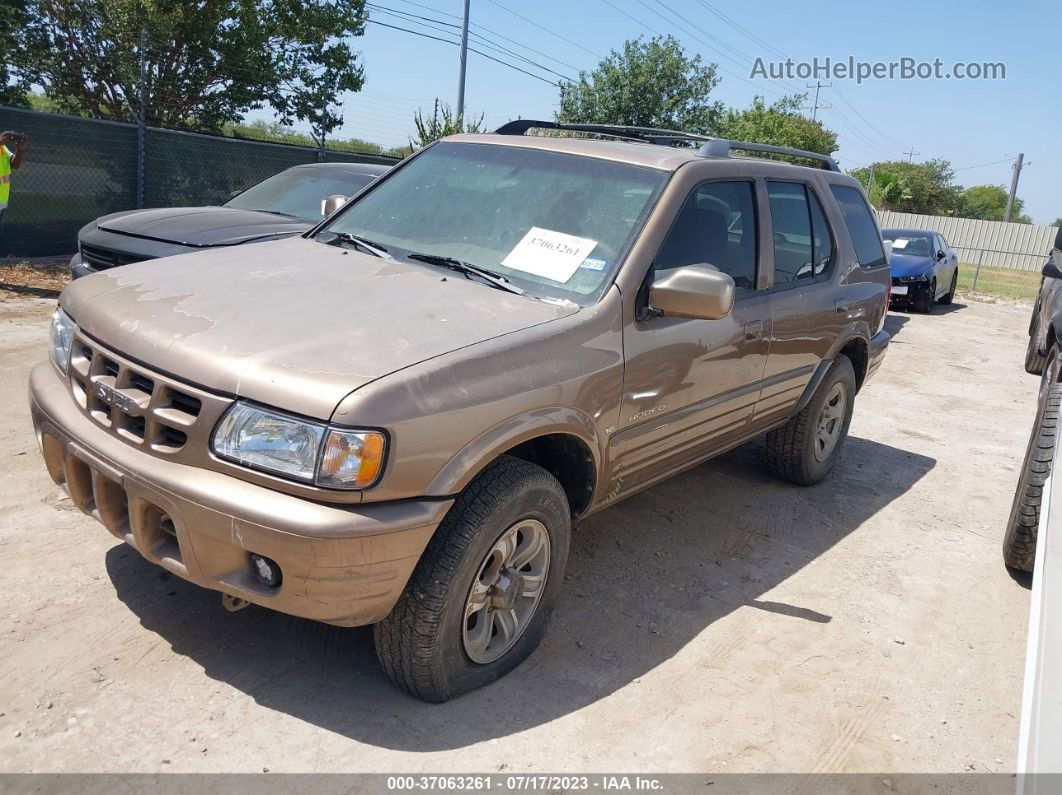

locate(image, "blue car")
(882, 227), (960, 313)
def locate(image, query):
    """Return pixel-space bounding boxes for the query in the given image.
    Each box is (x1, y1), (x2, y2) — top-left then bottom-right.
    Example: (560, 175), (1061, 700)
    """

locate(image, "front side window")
(655, 180), (757, 292)
(831, 185), (887, 269)
(317, 142), (668, 306)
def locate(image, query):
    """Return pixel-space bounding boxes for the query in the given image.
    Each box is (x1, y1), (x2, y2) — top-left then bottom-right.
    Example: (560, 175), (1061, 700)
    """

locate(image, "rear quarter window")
(830, 185), (887, 269)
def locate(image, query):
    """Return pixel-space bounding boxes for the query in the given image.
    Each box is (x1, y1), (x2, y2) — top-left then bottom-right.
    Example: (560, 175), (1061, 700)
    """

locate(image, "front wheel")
(374, 456), (571, 702)
(939, 269), (957, 305)
(765, 355), (857, 486)
(915, 278), (937, 313)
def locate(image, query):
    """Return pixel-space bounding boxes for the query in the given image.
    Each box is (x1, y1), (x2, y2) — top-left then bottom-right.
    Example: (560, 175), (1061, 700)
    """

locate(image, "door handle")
(744, 320), (763, 341)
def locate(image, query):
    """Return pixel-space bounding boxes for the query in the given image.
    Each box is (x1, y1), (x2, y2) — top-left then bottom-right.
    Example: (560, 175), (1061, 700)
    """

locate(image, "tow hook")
(221, 593), (251, 612)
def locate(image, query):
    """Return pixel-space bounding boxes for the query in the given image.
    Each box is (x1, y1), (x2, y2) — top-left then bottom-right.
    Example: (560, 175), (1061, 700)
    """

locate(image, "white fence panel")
(877, 211), (1058, 270)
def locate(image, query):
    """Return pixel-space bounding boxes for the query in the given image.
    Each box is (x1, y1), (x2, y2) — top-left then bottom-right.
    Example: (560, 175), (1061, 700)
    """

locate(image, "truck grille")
(80, 244), (149, 272)
(67, 332), (230, 461)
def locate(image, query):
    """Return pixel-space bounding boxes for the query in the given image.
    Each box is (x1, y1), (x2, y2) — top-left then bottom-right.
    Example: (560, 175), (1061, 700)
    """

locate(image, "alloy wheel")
(462, 518), (551, 664)
(813, 381), (848, 463)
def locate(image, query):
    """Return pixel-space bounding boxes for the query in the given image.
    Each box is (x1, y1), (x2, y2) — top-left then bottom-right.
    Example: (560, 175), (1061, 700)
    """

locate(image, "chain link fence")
(953, 246), (1045, 301)
(0, 106), (399, 257)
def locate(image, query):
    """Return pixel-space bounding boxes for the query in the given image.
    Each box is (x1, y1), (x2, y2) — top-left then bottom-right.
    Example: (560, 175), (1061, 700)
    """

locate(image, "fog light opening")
(251, 554), (282, 589)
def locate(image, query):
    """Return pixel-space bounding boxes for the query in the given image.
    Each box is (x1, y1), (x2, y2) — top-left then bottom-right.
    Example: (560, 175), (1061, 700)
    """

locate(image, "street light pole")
(1004, 153), (1025, 223)
(456, 0), (470, 119)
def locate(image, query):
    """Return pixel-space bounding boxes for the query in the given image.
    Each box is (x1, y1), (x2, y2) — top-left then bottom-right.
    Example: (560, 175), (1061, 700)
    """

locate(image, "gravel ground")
(0, 293), (1038, 774)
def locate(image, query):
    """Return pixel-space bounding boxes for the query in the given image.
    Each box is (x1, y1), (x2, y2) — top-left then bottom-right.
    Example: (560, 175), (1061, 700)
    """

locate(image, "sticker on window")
(891, 238), (909, 249)
(580, 257), (608, 272)
(502, 227), (598, 283)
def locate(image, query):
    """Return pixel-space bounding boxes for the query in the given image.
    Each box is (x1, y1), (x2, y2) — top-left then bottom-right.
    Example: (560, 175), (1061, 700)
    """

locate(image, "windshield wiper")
(322, 231), (392, 259)
(407, 253), (525, 295)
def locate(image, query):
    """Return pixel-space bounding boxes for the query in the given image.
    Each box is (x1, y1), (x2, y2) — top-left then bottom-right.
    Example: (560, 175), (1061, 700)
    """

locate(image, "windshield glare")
(225, 169), (379, 221)
(317, 142), (668, 305)
(883, 234), (932, 257)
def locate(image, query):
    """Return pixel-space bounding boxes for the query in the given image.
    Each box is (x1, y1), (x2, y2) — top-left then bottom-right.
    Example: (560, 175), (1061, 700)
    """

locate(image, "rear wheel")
(939, 269), (957, 305)
(765, 355), (856, 486)
(1004, 357), (1062, 571)
(374, 456), (570, 702)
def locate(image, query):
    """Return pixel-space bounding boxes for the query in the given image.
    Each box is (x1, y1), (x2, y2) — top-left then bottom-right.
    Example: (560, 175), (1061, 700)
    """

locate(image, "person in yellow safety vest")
(0, 130), (28, 226)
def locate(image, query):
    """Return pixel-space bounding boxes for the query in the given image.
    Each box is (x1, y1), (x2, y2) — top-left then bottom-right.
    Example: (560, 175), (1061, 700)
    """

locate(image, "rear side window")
(767, 182), (835, 285)
(768, 182), (813, 285)
(830, 185), (887, 269)
(655, 181), (757, 293)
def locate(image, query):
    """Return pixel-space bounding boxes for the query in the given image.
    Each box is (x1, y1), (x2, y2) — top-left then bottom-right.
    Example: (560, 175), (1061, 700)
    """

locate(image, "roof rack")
(493, 119), (840, 172)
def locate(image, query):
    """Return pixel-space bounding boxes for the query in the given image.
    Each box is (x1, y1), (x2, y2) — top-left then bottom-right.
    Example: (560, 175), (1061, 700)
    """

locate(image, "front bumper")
(29, 361), (451, 626)
(69, 252), (94, 280)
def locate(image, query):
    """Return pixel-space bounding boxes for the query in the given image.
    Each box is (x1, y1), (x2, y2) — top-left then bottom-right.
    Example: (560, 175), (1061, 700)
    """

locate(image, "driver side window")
(654, 180), (758, 293)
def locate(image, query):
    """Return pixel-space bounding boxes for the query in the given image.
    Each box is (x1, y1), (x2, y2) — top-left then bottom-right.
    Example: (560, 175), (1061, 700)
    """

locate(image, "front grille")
(67, 333), (230, 460)
(80, 244), (149, 272)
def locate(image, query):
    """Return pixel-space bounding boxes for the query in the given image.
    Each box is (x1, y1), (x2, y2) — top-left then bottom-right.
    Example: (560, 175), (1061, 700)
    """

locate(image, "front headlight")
(212, 403), (387, 489)
(49, 307), (76, 373)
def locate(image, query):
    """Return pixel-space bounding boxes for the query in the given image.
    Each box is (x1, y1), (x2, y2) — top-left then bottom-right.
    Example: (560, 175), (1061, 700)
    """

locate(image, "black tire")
(939, 270), (957, 305)
(765, 355), (857, 486)
(1025, 328), (1048, 375)
(1003, 382), (1062, 571)
(915, 278), (937, 313)
(374, 456), (571, 702)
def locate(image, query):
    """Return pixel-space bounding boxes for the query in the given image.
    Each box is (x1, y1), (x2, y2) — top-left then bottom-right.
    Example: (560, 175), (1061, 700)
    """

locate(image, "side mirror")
(1055, 226), (1062, 252)
(936, 249), (946, 260)
(648, 264), (735, 321)
(321, 194), (349, 217)
(1043, 260), (1062, 280)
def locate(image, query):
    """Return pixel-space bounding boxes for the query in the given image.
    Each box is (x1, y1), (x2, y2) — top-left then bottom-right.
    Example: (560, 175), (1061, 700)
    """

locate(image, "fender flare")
(425, 406), (603, 500)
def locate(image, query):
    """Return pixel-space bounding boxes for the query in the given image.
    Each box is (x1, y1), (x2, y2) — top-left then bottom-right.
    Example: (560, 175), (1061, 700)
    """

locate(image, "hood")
(94, 207), (312, 247)
(60, 237), (577, 420)
(889, 252), (934, 279)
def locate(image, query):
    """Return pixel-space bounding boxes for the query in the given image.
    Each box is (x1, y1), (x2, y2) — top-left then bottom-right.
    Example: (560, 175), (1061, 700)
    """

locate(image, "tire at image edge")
(1003, 382), (1062, 571)
(374, 455), (571, 701)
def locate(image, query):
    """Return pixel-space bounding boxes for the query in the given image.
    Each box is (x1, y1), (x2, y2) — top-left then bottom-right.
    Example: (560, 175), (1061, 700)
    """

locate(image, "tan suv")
(30, 122), (891, 701)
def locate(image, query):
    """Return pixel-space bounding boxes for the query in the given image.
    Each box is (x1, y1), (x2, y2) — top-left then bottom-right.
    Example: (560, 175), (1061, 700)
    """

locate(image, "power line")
(364, 19), (562, 87)
(484, 0), (606, 60)
(396, 0), (586, 73)
(366, 4), (578, 83)
(953, 155), (1013, 172)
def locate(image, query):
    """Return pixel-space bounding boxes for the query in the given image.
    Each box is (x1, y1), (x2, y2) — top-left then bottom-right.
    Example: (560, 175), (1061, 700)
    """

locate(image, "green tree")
(411, 101), (484, 148)
(0, 0), (32, 106)
(1051, 217), (1062, 229)
(960, 184), (1031, 223)
(14, 0), (367, 136)
(850, 159), (963, 215)
(717, 95), (838, 162)
(558, 35), (723, 133)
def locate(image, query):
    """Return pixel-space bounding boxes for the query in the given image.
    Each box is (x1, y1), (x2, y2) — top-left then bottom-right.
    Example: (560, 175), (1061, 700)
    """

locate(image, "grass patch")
(956, 263), (1040, 300)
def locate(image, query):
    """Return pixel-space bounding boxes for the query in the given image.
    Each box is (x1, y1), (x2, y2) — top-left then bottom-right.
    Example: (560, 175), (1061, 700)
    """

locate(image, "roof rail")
(493, 119), (840, 172)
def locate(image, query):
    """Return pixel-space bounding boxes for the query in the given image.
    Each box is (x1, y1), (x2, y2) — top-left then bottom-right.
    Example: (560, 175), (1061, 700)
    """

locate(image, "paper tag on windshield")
(891, 238), (909, 249)
(502, 227), (598, 283)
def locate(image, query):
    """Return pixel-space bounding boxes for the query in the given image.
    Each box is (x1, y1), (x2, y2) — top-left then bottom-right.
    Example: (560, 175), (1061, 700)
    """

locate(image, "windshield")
(883, 233), (932, 257)
(225, 169), (379, 221)
(316, 142), (668, 305)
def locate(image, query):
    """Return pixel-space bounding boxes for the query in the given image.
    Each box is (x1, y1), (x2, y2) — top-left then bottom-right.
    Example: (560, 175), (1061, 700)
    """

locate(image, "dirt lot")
(0, 294), (1039, 774)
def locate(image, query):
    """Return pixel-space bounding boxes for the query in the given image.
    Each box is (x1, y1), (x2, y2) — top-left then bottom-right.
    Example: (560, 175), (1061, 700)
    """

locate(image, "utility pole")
(136, 26), (147, 209)
(903, 147), (920, 163)
(1004, 152), (1025, 223)
(456, 0), (470, 119)
(805, 81), (831, 122)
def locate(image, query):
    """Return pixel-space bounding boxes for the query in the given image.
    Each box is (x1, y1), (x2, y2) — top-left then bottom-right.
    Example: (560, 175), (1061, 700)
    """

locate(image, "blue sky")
(290, 0), (1061, 224)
